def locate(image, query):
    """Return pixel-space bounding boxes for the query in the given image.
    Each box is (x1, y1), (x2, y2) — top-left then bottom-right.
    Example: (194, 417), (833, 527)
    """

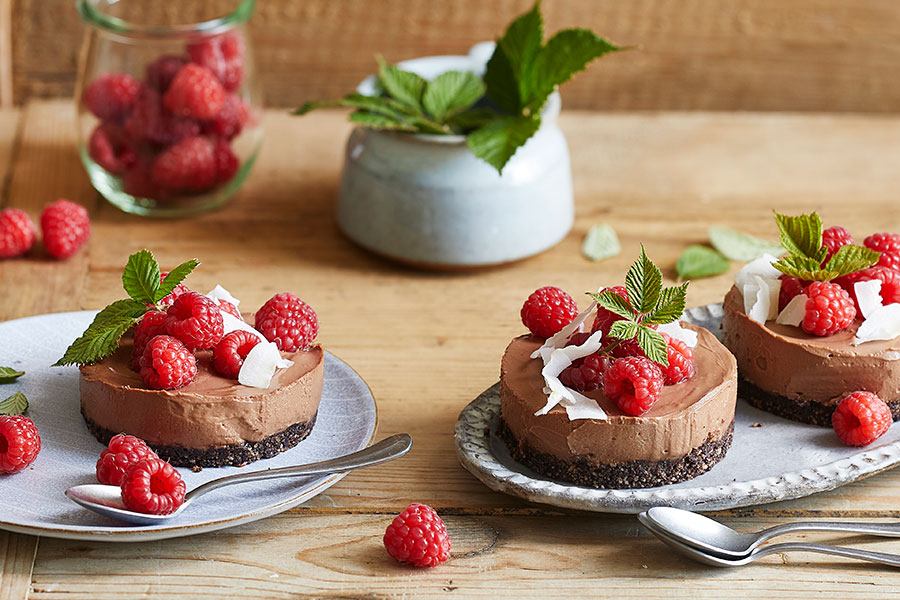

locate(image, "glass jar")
(75, 0), (263, 217)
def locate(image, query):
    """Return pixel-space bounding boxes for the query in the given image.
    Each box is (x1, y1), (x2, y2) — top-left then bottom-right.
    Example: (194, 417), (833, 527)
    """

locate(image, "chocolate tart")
(79, 337), (324, 468)
(499, 323), (737, 489)
(722, 285), (900, 425)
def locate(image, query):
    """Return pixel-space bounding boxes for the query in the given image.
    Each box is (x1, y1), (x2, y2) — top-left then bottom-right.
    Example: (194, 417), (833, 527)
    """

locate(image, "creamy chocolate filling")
(722, 286), (900, 406)
(500, 323), (737, 464)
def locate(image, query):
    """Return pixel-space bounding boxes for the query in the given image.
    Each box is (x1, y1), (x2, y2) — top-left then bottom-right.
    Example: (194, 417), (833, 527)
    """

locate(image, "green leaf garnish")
(636, 325), (668, 366)
(122, 249), (161, 305)
(625, 245), (663, 314)
(465, 115), (541, 173)
(824, 244), (882, 278)
(676, 245), (730, 280)
(0, 367), (24, 383)
(774, 211), (826, 263)
(53, 299), (148, 367)
(376, 56), (427, 113)
(0, 391), (27, 416)
(590, 289), (634, 320)
(156, 258), (200, 302)
(581, 224), (621, 261)
(608, 319), (639, 342)
(645, 282), (689, 325)
(708, 226), (784, 262)
(422, 71), (486, 122)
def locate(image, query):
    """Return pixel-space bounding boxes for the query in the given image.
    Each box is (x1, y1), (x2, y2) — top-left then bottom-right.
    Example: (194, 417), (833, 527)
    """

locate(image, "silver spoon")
(65, 433), (412, 525)
(638, 512), (900, 568)
(642, 506), (900, 559)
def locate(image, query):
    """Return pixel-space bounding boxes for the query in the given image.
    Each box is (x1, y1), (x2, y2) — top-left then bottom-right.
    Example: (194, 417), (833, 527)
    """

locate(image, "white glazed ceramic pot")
(336, 44), (574, 268)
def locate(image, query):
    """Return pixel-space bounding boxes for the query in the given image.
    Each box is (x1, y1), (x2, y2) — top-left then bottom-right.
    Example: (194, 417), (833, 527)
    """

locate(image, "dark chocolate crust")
(739, 378), (900, 426)
(497, 418), (734, 489)
(82, 410), (318, 468)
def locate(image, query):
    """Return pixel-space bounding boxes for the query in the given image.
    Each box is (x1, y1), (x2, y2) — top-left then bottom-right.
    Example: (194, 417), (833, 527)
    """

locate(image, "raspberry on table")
(255, 292), (319, 352)
(145, 55), (189, 92)
(131, 310), (169, 371)
(213, 330), (261, 379)
(125, 87), (201, 146)
(383, 503), (451, 567)
(602, 356), (664, 416)
(203, 94), (249, 140)
(849, 266), (900, 307)
(590, 285), (629, 336)
(821, 226), (854, 263)
(40, 199), (91, 260)
(0, 415), (40, 474)
(864, 232), (900, 255)
(82, 73), (141, 121)
(520, 286), (579, 339)
(0, 208), (36, 259)
(163, 63), (226, 120)
(165, 292), (225, 350)
(832, 391), (893, 446)
(139, 335), (198, 390)
(151, 136), (218, 192)
(559, 353), (610, 392)
(660, 332), (694, 385)
(778, 274), (807, 311)
(88, 122), (137, 175)
(96, 433), (158, 486)
(156, 271), (192, 308)
(802, 281), (856, 336)
(120, 458), (186, 515)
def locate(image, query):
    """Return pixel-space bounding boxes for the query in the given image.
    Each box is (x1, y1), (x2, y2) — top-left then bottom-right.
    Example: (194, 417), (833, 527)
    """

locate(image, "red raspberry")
(520, 286), (579, 339)
(660, 332), (694, 385)
(156, 271), (192, 307)
(163, 63), (225, 120)
(590, 285), (629, 336)
(213, 138), (239, 184)
(0, 208), (35, 258)
(203, 94), (248, 140)
(88, 122), (137, 175)
(83, 73), (140, 121)
(151, 136), (217, 192)
(165, 292), (225, 350)
(40, 199), (90, 259)
(214, 298), (243, 320)
(131, 310), (168, 371)
(212, 330), (261, 378)
(95, 434), (158, 486)
(383, 503), (451, 567)
(821, 226), (854, 263)
(559, 353), (610, 392)
(125, 87), (201, 146)
(778, 274), (808, 311)
(122, 161), (167, 200)
(0, 415), (40, 474)
(832, 391), (893, 446)
(255, 292), (319, 352)
(877, 251), (900, 272)
(851, 266), (900, 307)
(145, 55), (188, 92)
(187, 32), (245, 92)
(802, 281), (856, 336)
(602, 356), (664, 416)
(139, 335), (197, 389)
(120, 458), (186, 515)
(864, 232), (900, 254)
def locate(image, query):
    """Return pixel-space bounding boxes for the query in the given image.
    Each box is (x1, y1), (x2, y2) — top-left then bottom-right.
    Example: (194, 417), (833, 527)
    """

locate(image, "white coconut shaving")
(854, 303), (900, 345)
(776, 293), (808, 326)
(530, 299), (597, 360)
(657, 321), (698, 348)
(746, 275), (780, 325)
(734, 254), (782, 290)
(534, 330), (608, 420)
(854, 279), (883, 320)
(221, 311), (267, 342)
(238, 341), (294, 389)
(206, 284), (240, 309)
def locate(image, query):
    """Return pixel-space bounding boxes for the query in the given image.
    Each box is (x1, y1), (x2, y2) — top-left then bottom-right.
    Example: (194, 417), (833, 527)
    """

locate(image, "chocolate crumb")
(750, 422), (762, 428)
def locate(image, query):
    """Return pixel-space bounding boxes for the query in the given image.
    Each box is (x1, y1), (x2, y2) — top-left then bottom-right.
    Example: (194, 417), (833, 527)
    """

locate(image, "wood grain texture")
(10, 0), (900, 112)
(4, 102), (900, 596)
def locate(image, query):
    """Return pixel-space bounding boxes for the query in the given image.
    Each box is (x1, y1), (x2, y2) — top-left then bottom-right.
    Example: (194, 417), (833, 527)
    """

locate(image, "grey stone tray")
(455, 303), (900, 514)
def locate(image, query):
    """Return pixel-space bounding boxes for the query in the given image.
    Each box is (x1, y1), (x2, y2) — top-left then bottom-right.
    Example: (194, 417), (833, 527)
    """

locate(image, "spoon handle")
(758, 521), (900, 545)
(755, 542), (900, 568)
(184, 434), (412, 502)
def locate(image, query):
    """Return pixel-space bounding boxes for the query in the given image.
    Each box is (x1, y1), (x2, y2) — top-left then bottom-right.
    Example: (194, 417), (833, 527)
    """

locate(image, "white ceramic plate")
(456, 303), (900, 514)
(0, 311), (377, 541)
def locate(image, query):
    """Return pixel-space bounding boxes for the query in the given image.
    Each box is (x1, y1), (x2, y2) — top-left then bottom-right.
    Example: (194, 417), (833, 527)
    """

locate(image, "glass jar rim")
(77, 0), (255, 38)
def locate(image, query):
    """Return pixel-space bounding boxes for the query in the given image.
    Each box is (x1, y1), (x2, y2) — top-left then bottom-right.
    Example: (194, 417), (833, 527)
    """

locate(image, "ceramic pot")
(336, 44), (573, 268)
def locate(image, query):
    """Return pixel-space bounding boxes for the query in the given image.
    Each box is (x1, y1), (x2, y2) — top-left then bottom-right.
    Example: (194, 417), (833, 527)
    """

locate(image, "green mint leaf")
(637, 326), (669, 367)
(824, 244), (881, 278)
(772, 255), (829, 281)
(422, 71), (486, 121)
(588, 290), (635, 321)
(708, 226), (784, 262)
(625, 245), (663, 314)
(445, 107), (501, 133)
(774, 211), (825, 262)
(348, 110), (418, 132)
(377, 57), (426, 113)
(524, 28), (622, 112)
(484, 44), (523, 116)
(644, 282), (689, 325)
(0, 367), (24, 383)
(0, 391), (27, 416)
(122, 249), (160, 305)
(498, 1), (543, 103)
(156, 258), (200, 302)
(296, 94), (416, 121)
(466, 115), (541, 173)
(608, 319), (639, 342)
(53, 299), (148, 367)
(581, 224), (621, 261)
(676, 245), (730, 281)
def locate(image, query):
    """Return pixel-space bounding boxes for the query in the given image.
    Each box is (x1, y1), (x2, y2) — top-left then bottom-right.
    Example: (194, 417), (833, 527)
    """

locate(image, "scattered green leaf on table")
(0, 391), (27, 416)
(676, 245), (730, 280)
(708, 226), (784, 262)
(0, 367), (24, 383)
(581, 224), (620, 261)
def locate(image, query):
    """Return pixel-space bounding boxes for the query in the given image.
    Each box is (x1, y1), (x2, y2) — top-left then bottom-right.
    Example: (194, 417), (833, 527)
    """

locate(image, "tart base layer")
(497, 417), (734, 489)
(83, 410), (318, 468)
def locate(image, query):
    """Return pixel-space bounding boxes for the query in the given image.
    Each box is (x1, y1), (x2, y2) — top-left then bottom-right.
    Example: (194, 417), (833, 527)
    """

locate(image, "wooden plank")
(0, 0), (12, 107)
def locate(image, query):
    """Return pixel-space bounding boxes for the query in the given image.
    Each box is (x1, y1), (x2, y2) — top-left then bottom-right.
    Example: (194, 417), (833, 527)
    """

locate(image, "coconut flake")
(206, 285), (240, 308)
(854, 303), (900, 345)
(535, 331), (607, 419)
(562, 392), (608, 420)
(776, 293), (808, 326)
(238, 341), (293, 388)
(746, 275), (780, 325)
(221, 311), (267, 342)
(530, 298), (598, 359)
(855, 279), (883, 320)
(734, 254), (781, 290)
(657, 321), (698, 348)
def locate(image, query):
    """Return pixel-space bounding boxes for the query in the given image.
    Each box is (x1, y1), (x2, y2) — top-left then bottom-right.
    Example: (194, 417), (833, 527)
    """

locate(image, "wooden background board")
(2, 102), (900, 596)
(6, 0), (900, 112)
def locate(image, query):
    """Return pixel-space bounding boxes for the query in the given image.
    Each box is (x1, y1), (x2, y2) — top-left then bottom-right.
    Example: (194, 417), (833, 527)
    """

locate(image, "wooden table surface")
(2, 100), (900, 599)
